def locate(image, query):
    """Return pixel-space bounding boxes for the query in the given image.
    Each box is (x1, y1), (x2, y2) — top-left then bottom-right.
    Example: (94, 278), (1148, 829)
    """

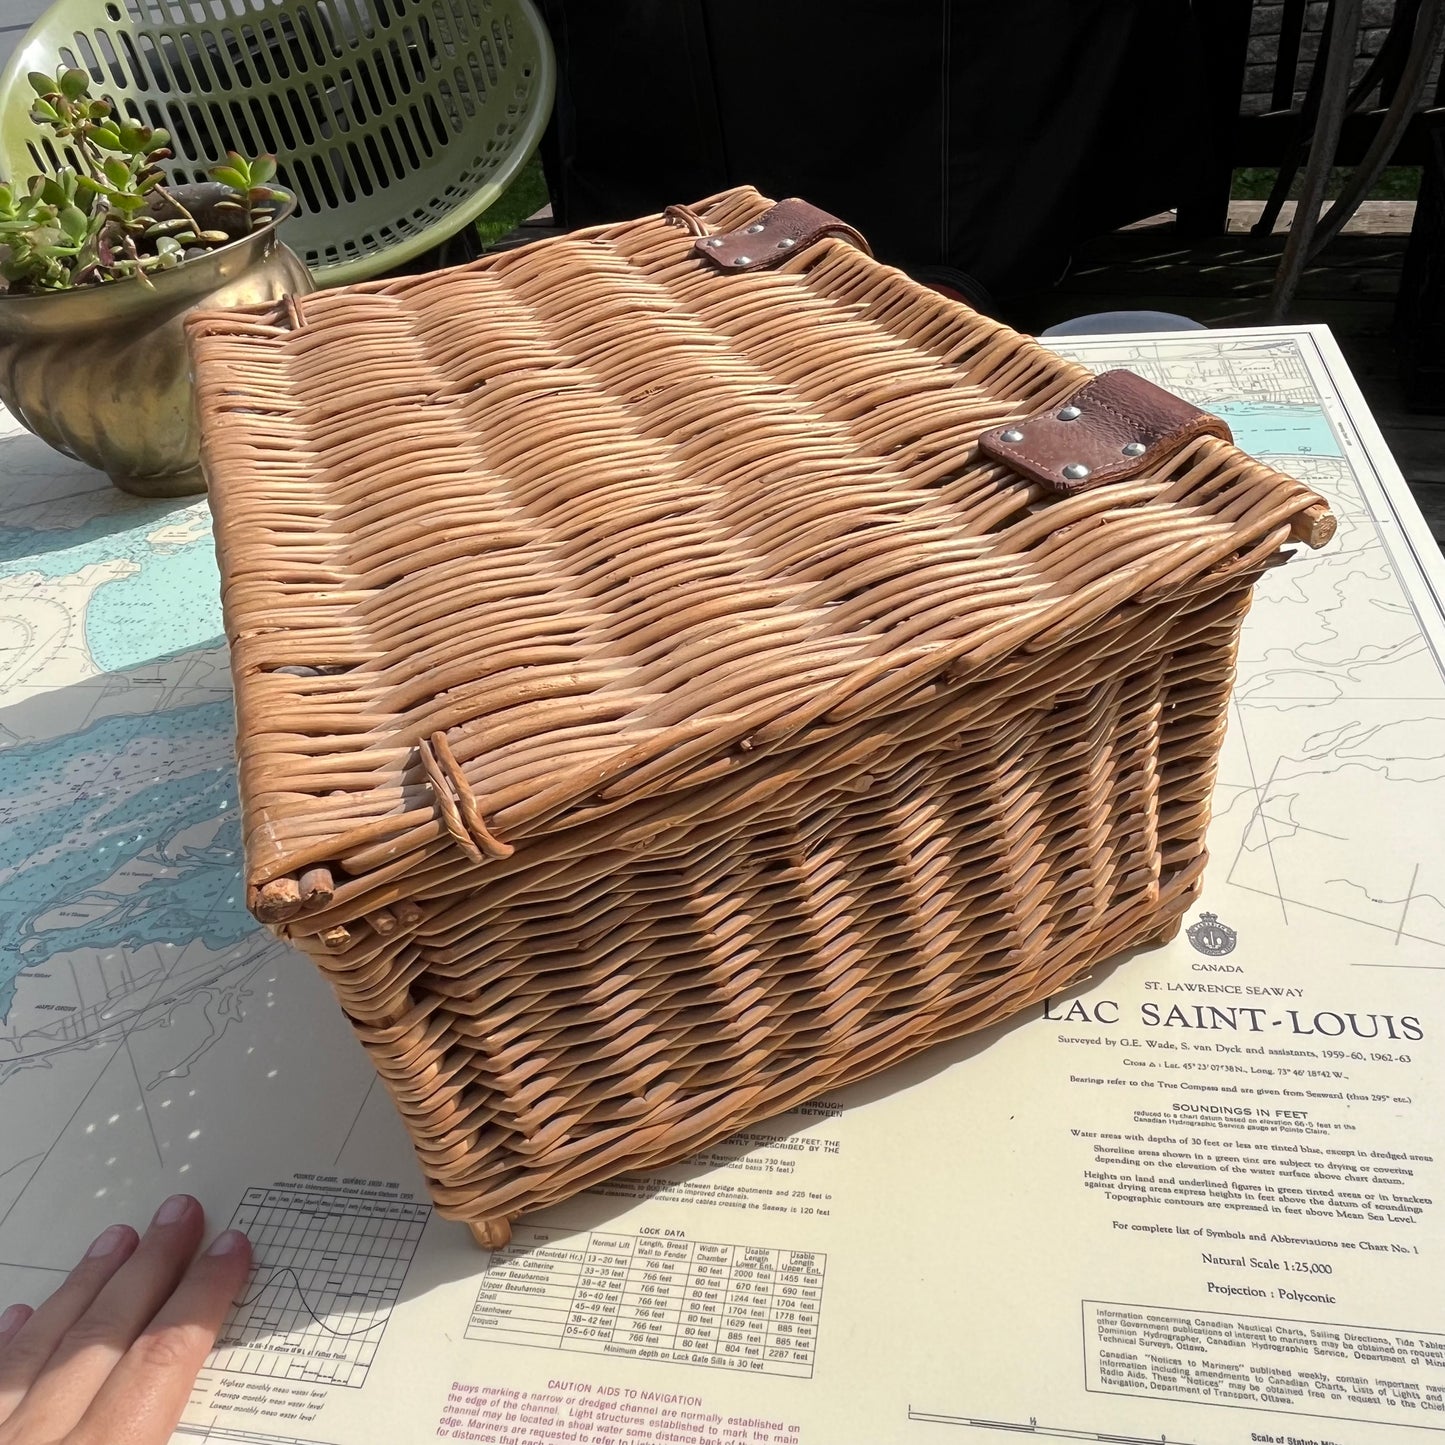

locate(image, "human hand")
(0, 1194), (250, 1445)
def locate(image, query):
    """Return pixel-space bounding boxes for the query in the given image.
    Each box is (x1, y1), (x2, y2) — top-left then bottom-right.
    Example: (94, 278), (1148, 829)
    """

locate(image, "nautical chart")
(1046, 330), (1445, 961)
(0, 324), (1443, 1445)
(208, 1186), (429, 1388)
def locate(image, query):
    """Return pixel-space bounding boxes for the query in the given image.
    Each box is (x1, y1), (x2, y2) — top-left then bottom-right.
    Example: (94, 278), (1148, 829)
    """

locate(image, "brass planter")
(0, 184), (313, 497)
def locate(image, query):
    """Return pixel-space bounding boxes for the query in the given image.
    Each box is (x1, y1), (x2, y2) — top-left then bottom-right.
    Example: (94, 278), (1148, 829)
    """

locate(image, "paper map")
(1, 324), (1442, 1445)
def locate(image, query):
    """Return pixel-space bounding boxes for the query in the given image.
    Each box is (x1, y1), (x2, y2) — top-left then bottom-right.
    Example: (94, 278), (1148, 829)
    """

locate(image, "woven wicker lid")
(189, 186), (1333, 938)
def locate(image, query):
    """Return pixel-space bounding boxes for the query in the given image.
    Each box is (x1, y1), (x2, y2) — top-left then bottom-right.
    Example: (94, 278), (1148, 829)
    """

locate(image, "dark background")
(537, 0), (1205, 298)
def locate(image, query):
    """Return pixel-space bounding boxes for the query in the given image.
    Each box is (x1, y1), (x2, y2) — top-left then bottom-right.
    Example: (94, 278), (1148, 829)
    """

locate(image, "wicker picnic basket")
(189, 187), (1334, 1247)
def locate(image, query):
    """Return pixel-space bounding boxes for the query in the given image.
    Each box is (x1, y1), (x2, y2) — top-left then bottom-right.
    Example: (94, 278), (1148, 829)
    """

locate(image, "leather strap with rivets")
(692, 198), (873, 273)
(978, 369), (1235, 496)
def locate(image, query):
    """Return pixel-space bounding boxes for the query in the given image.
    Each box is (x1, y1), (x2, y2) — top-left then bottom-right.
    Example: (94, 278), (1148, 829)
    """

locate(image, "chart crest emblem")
(1186, 911), (1237, 957)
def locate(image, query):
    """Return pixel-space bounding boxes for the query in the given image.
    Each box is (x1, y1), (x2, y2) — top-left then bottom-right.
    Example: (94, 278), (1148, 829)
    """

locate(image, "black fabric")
(537, 0), (1205, 299)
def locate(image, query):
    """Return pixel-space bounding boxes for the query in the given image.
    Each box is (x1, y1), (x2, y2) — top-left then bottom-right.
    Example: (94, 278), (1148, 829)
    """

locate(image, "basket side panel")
(332, 576), (1254, 1222)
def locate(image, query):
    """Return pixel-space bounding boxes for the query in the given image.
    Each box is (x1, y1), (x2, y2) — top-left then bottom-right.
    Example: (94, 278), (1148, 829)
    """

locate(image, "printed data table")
(465, 1225), (825, 1377)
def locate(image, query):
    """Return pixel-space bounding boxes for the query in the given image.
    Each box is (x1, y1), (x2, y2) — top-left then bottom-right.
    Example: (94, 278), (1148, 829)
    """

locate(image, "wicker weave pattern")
(190, 188), (1330, 1234)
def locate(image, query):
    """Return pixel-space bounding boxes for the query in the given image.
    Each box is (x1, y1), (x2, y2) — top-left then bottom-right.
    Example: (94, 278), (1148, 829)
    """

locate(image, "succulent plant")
(0, 66), (290, 293)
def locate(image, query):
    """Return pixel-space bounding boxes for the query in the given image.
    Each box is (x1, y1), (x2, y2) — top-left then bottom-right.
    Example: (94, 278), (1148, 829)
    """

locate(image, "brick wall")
(1245, 0), (1443, 115)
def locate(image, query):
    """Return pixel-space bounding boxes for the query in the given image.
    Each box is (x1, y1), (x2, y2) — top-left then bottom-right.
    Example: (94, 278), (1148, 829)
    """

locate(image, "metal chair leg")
(1306, 0), (1445, 261)
(1267, 0), (1364, 321)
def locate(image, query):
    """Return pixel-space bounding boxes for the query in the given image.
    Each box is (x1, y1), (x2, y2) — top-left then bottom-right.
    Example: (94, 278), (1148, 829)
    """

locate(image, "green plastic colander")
(0, 0), (554, 285)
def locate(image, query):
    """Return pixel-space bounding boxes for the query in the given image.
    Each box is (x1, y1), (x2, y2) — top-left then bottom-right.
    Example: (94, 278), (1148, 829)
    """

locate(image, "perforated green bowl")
(0, 0), (554, 285)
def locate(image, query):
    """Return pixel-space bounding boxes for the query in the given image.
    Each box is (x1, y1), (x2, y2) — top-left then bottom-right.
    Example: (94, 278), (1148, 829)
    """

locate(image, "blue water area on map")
(1211, 401), (1342, 460)
(85, 537), (225, 671)
(0, 697), (257, 1021)
(0, 500), (222, 670)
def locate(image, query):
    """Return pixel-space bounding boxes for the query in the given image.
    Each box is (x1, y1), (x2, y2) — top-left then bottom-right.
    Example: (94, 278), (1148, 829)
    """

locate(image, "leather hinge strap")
(978, 370), (1234, 496)
(691, 198), (872, 273)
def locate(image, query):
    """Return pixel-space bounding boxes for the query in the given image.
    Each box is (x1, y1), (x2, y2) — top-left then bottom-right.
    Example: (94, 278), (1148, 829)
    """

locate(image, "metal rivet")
(745, 223), (766, 234)
(1122, 441), (1147, 457)
(1058, 405), (1081, 421)
(1001, 428), (1025, 444)
(1062, 463), (1091, 481)
(732, 255), (751, 266)
(703, 237), (723, 248)
(776, 237), (796, 249)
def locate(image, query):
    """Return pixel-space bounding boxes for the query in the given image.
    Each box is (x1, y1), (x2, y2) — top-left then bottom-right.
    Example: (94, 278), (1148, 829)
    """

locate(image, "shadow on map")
(0, 433), (189, 539)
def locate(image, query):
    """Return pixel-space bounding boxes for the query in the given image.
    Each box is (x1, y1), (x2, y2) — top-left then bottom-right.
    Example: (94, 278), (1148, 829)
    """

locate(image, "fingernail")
(152, 1194), (192, 1227)
(85, 1224), (132, 1259)
(0, 1304), (30, 1331)
(206, 1230), (248, 1257)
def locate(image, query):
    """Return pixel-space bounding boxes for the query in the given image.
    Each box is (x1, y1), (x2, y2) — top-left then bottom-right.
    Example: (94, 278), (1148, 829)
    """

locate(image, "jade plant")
(0, 65), (290, 293)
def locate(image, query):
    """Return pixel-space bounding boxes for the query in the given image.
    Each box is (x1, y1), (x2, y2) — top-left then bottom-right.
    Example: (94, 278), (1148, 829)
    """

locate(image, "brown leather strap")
(693, 198), (872, 273)
(978, 370), (1234, 496)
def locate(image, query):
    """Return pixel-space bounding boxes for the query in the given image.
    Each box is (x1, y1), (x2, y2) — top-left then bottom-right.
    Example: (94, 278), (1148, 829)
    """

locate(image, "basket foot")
(1149, 914), (1184, 946)
(468, 1218), (513, 1251)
